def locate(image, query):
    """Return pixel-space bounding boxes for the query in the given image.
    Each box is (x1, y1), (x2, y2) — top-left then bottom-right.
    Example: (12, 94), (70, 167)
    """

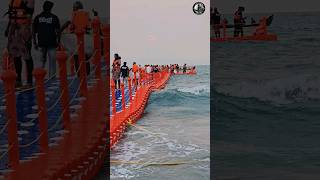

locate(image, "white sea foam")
(218, 74), (320, 104)
(177, 85), (209, 96)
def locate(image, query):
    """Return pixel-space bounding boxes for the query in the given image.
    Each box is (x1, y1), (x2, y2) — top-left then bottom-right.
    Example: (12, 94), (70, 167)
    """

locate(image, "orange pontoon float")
(0, 11), (194, 180)
(0, 16), (109, 179)
(173, 69), (197, 75)
(109, 70), (171, 148)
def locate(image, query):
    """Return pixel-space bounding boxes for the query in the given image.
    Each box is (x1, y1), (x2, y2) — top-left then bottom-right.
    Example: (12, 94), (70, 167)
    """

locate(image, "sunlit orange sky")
(111, 0), (210, 65)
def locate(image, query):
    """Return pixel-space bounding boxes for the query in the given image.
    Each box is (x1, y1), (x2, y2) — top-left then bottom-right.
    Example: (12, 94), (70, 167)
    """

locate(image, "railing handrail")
(0, 17), (109, 170)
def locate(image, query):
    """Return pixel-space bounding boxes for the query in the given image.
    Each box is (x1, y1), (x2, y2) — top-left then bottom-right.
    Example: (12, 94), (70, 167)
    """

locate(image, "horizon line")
(214, 9), (320, 15)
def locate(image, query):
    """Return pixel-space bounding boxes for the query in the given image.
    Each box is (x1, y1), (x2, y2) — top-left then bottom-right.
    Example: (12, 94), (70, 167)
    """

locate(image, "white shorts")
(60, 34), (94, 56)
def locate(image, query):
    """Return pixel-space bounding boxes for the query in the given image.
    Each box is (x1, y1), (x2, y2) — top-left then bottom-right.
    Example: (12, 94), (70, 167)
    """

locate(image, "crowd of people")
(169, 64), (196, 74)
(210, 6), (249, 38)
(111, 53), (171, 90)
(4, 0), (97, 89)
(112, 54), (197, 90)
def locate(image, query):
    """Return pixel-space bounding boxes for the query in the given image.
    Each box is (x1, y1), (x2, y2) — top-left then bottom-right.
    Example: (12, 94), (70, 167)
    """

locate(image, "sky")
(211, 0), (320, 14)
(111, 0), (210, 65)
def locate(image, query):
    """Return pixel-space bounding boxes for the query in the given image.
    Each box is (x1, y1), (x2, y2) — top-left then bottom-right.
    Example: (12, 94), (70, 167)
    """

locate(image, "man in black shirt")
(33, 1), (60, 78)
(120, 62), (129, 84)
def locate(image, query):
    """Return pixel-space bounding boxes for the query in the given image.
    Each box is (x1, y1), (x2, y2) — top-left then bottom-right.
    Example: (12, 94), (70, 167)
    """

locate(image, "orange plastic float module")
(109, 64), (198, 148)
(173, 70), (197, 75)
(110, 68), (171, 148)
(172, 67), (197, 75)
(0, 12), (109, 179)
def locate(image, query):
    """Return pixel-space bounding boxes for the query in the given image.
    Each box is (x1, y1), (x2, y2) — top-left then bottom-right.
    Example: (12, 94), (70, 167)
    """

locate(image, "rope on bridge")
(0, 49), (83, 136)
(0, 13), (110, 179)
(0, 47), (98, 148)
(19, 133), (44, 148)
(0, 88), (16, 136)
(46, 54), (83, 112)
(15, 50), (102, 150)
(0, 45), (80, 100)
(0, 120), (9, 135)
(0, 145), (13, 161)
(13, 47), (101, 148)
(44, 49), (100, 133)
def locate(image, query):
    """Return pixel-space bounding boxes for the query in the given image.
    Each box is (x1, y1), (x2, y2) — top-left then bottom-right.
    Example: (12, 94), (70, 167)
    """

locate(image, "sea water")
(213, 12), (320, 179)
(107, 65), (210, 179)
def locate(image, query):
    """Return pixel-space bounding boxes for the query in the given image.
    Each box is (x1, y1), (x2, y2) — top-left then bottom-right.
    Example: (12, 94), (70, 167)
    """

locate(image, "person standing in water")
(233, 6), (245, 37)
(33, 1), (61, 78)
(5, 0), (35, 88)
(183, 64), (187, 73)
(176, 64), (180, 73)
(212, 8), (221, 38)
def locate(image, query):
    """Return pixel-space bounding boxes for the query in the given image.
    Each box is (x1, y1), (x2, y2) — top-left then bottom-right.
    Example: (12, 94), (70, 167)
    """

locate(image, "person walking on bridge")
(112, 54), (121, 89)
(120, 61), (129, 85)
(33, 1), (60, 78)
(60, 1), (93, 76)
(132, 62), (139, 86)
(5, 0), (35, 88)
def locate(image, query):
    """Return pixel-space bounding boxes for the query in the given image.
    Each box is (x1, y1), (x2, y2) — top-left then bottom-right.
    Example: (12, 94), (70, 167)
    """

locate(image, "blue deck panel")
(0, 63), (103, 171)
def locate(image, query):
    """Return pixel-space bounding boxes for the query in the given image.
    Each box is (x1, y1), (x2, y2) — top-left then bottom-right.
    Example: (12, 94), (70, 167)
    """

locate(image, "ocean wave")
(294, 37), (319, 42)
(216, 74), (320, 104)
(154, 85), (209, 99)
(149, 87), (209, 108)
(176, 85), (209, 96)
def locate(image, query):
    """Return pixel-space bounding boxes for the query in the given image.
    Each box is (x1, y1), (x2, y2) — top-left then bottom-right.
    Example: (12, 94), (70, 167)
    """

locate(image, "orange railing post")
(121, 83), (125, 111)
(33, 68), (49, 153)
(92, 17), (102, 79)
(75, 29), (88, 97)
(2, 49), (13, 71)
(1, 70), (19, 169)
(128, 77), (132, 103)
(57, 50), (71, 130)
(111, 82), (116, 115)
